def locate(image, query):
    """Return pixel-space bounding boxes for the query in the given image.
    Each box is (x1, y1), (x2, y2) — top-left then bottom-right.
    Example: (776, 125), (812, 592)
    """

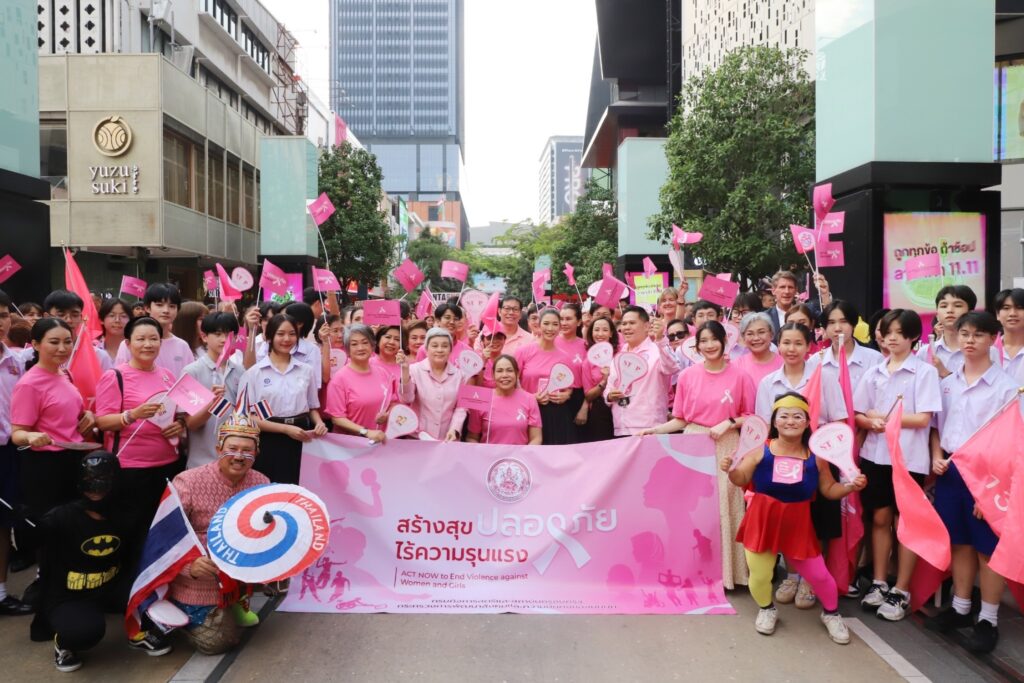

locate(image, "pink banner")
(697, 276), (739, 308)
(119, 275), (147, 299)
(816, 239), (845, 268)
(309, 193), (336, 226)
(441, 260), (469, 282)
(280, 434), (733, 615)
(312, 267), (341, 292)
(260, 260), (290, 296)
(363, 300), (402, 326)
(394, 259), (425, 292)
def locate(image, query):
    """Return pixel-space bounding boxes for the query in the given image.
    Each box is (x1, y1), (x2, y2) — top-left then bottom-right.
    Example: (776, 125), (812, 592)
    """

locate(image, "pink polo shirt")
(554, 336), (587, 388)
(604, 337), (679, 436)
(95, 364), (179, 468)
(672, 363), (756, 427)
(400, 360), (469, 439)
(515, 342), (574, 394)
(11, 365), (84, 451)
(325, 364), (398, 431)
(734, 352), (783, 390)
(467, 388), (541, 445)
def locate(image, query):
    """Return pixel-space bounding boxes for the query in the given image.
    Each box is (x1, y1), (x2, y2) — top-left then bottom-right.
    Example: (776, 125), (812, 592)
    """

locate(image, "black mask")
(81, 494), (115, 517)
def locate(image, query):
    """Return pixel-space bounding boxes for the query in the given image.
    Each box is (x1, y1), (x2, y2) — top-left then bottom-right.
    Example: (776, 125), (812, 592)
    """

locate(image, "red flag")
(63, 248), (102, 341)
(885, 401), (951, 570)
(215, 263), (241, 302)
(951, 401), (1024, 535)
(415, 289), (434, 319)
(67, 333), (101, 409)
(804, 362), (823, 431)
(480, 293), (500, 335)
(166, 375), (216, 417)
(259, 260), (289, 296)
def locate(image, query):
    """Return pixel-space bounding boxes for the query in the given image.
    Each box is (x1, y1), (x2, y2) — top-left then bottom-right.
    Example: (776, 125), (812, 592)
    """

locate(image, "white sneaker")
(821, 611), (851, 644)
(860, 582), (889, 610)
(755, 606), (778, 635)
(775, 578), (798, 604)
(877, 590), (909, 622)
(795, 579), (817, 609)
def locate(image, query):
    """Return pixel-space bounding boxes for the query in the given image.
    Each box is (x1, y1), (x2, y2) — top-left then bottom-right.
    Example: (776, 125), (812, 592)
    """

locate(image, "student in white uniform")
(927, 311), (1020, 654)
(854, 309), (942, 622)
(994, 288), (1024, 383)
(916, 285), (994, 379)
(818, 300), (883, 393)
(755, 323), (846, 425)
(182, 313), (243, 468)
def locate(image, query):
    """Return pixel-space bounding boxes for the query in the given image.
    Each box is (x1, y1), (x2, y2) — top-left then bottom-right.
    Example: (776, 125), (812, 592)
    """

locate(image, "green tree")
(551, 180), (618, 295)
(317, 142), (394, 296)
(492, 222), (562, 299)
(650, 46), (814, 286)
(405, 228), (455, 291)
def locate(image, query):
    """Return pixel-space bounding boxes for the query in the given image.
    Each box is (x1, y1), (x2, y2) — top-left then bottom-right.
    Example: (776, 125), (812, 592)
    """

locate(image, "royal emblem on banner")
(487, 458), (532, 503)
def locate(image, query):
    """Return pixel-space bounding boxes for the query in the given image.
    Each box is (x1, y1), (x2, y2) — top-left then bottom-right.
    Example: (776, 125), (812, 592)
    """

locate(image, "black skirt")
(255, 414), (313, 485)
(581, 397), (615, 442)
(539, 401), (576, 445)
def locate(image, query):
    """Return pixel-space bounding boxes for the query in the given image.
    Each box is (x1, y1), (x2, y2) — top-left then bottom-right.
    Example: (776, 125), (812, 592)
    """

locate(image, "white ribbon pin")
(516, 408), (527, 421)
(721, 390), (734, 404)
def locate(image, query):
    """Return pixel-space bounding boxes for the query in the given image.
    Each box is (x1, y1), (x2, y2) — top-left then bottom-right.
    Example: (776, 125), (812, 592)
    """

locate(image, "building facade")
(329, 0), (465, 200)
(538, 136), (589, 225)
(35, 0), (316, 296)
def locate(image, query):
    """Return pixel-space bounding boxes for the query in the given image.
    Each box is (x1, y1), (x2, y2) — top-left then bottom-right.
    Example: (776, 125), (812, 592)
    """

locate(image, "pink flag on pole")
(820, 211), (845, 235)
(203, 270), (217, 293)
(308, 193), (336, 226)
(990, 455), (1024, 584)
(885, 402), (951, 570)
(215, 263), (241, 302)
(259, 259), (289, 296)
(456, 384), (493, 412)
(166, 374), (216, 417)
(789, 225), (817, 254)
(119, 275), (147, 299)
(363, 300), (402, 326)
(904, 253), (942, 281)
(816, 240), (845, 268)
(480, 292), (500, 334)
(416, 289), (434, 319)
(394, 259), (425, 292)
(0, 255), (22, 284)
(532, 269), (551, 301)
(813, 183), (834, 222)
(440, 260), (469, 282)
(642, 257), (657, 278)
(671, 225), (703, 250)
(602, 263), (613, 278)
(594, 274), (627, 308)
(563, 263), (576, 286)
(312, 267), (341, 292)
(697, 276), (739, 309)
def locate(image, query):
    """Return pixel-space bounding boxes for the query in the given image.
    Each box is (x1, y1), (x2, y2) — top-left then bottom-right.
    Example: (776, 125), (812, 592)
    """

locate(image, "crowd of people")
(0, 267), (1020, 669)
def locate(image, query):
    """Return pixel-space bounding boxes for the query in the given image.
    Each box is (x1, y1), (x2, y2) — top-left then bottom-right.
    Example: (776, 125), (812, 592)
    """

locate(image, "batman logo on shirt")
(81, 535), (121, 557)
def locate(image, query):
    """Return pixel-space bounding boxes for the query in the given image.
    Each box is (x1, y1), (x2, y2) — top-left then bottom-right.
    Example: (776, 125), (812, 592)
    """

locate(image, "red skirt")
(735, 493), (821, 560)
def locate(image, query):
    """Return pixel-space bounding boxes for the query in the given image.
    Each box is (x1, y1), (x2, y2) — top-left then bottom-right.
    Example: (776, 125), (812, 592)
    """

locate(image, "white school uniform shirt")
(936, 364), (1019, 455)
(999, 344), (1024, 384)
(182, 354), (242, 468)
(754, 358), (847, 426)
(256, 337), (323, 389)
(238, 354), (320, 418)
(819, 343), (883, 396)
(0, 344), (25, 445)
(916, 337), (998, 376)
(115, 334), (194, 377)
(854, 353), (942, 474)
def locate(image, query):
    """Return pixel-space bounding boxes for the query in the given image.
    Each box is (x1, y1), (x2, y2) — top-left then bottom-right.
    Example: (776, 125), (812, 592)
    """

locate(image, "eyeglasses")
(667, 332), (686, 341)
(221, 450), (256, 461)
(500, 307), (521, 313)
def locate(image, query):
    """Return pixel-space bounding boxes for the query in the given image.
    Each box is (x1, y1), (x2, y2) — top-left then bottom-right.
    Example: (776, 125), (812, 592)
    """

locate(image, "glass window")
(242, 166), (255, 229)
(254, 170), (261, 233)
(39, 123), (67, 178)
(419, 144), (443, 192)
(371, 144), (418, 193)
(163, 129), (190, 208)
(195, 144), (206, 214)
(208, 147), (225, 219)
(226, 156), (241, 225)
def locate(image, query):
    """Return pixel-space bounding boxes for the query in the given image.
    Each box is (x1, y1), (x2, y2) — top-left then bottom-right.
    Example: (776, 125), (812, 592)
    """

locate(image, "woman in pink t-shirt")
(11, 318), (95, 518)
(477, 329), (507, 389)
(515, 308), (576, 445)
(580, 315), (618, 442)
(466, 355), (542, 445)
(641, 320), (756, 589)
(734, 312), (783, 388)
(95, 316), (184, 535)
(372, 325), (404, 388)
(327, 325), (399, 444)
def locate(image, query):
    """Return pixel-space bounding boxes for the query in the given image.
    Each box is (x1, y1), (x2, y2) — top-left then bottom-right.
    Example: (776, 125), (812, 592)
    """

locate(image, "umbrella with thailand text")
(206, 484), (331, 583)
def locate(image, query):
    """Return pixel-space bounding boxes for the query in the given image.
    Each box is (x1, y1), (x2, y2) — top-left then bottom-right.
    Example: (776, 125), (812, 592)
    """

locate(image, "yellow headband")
(773, 395), (810, 413)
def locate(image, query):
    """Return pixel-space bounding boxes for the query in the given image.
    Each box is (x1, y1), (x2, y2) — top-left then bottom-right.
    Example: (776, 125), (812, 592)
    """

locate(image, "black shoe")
(925, 607), (973, 633)
(21, 579), (41, 608)
(0, 595), (33, 616)
(128, 631), (172, 657)
(54, 639), (82, 673)
(966, 619), (999, 654)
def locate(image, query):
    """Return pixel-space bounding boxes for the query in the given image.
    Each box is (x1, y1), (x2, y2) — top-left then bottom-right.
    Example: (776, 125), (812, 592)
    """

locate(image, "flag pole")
(0, 495), (35, 527)
(117, 374), (190, 454)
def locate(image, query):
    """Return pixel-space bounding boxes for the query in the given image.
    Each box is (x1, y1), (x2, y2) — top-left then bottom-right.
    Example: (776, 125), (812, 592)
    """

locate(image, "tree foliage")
(317, 142), (394, 291)
(550, 181), (618, 295)
(650, 46), (814, 285)
(405, 228), (455, 292)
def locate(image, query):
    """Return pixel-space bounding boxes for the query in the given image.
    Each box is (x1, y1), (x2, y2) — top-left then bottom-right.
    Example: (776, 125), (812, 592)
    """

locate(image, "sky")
(259, 0), (598, 227)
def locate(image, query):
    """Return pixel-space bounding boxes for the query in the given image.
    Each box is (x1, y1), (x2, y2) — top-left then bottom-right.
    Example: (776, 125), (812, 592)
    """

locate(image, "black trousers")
(256, 414), (313, 485)
(34, 575), (130, 648)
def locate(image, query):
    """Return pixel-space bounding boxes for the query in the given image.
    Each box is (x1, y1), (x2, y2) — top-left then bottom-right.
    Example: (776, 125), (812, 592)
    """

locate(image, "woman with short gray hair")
(326, 324), (399, 444)
(734, 312), (782, 387)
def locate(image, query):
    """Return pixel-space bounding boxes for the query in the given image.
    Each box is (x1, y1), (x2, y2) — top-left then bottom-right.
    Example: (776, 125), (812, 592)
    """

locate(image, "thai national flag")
(253, 400), (273, 421)
(124, 483), (204, 638)
(208, 396), (232, 419)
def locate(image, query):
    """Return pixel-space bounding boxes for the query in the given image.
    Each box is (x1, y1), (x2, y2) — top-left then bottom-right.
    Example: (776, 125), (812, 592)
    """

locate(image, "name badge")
(772, 456), (804, 485)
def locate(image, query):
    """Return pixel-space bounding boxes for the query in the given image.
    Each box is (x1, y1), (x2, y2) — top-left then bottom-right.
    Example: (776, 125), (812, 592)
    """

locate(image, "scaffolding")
(272, 23), (307, 136)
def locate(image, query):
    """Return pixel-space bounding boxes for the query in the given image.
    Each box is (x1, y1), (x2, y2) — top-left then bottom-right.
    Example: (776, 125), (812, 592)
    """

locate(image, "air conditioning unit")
(171, 45), (194, 74)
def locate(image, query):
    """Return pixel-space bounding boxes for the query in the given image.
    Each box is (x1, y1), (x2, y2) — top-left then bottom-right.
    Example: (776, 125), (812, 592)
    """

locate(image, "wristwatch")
(359, 428), (369, 437)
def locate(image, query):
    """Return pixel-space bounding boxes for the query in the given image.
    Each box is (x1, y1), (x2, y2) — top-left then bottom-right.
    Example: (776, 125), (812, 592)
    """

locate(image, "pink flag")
(563, 263), (576, 286)
(697, 276), (739, 309)
(259, 259), (289, 296)
(308, 192), (336, 226)
(480, 292), (500, 334)
(594, 274), (627, 308)
(440, 260), (469, 282)
(394, 259), (425, 292)
(215, 263), (241, 302)
(457, 384), (493, 412)
(642, 257), (657, 278)
(119, 275), (147, 299)
(671, 225), (703, 250)
(990, 454), (1024, 584)
(334, 115), (347, 147)
(885, 402), (951, 570)
(816, 239), (845, 268)
(952, 401), (1024, 535)
(789, 225), (816, 254)
(166, 374), (216, 417)
(602, 263), (613, 278)
(203, 270), (217, 293)
(813, 183), (834, 222)
(363, 300), (402, 326)
(532, 269), (551, 302)
(0, 255), (22, 284)
(416, 289), (434, 319)
(904, 253), (942, 281)
(312, 267), (341, 292)
(820, 211), (845, 235)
